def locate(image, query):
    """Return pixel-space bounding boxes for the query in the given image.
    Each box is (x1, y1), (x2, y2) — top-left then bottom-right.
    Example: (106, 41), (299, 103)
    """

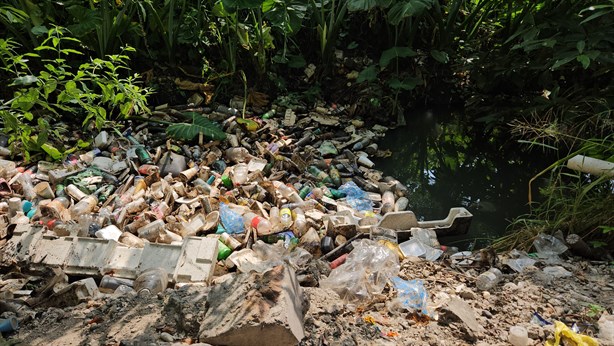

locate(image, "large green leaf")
(221, 0), (264, 12)
(379, 46), (417, 68)
(357, 64), (378, 82)
(166, 112), (227, 141)
(347, 0), (378, 11)
(387, 0), (434, 25)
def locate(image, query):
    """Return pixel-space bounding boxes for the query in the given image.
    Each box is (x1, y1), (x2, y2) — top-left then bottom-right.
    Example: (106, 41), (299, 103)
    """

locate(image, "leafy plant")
(0, 27), (151, 161)
(166, 112), (227, 141)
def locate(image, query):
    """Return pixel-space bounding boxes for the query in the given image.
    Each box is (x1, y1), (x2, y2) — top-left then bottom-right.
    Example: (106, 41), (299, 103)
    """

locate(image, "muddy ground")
(5, 254), (613, 346)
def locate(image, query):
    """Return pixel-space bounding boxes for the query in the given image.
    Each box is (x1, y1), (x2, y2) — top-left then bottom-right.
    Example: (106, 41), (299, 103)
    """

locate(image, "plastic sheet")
(320, 239), (399, 301)
(219, 202), (244, 234)
(533, 233), (568, 258)
(391, 277), (429, 315)
(545, 321), (598, 346)
(337, 181), (373, 212)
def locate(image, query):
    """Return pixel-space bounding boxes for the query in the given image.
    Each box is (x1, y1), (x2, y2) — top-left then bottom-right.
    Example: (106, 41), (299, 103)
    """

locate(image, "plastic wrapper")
(545, 321), (598, 346)
(219, 202), (244, 234)
(391, 277), (429, 315)
(320, 239), (399, 301)
(533, 233), (568, 258)
(337, 181), (373, 212)
(230, 241), (313, 274)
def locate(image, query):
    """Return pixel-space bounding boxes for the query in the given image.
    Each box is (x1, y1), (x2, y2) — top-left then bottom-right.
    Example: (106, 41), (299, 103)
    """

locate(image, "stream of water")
(372, 107), (552, 249)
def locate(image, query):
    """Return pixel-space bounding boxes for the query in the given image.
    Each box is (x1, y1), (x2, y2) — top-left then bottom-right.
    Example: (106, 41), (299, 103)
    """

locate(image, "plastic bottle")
(133, 268), (168, 295)
(137, 220), (165, 242)
(232, 163), (249, 186)
(306, 166), (333, 185)
(243, 212), (273, 236)
(225, 147), (251, 163)
(508, 326), (529, 346)
(46, 219), (71, 237)
(269, 207), (282, 232)
(321, 236), (334, 254)
(8, 197), (21, 218)
(280, 208), (293, 229)
(352, 138), (370, 151)
(217, 240), (232, 260)
(291, 208), (307, 237)
(219, 203), (245, 234)
(328, 166), (341, 187)
(70, 195), (98, 219)
(18, 173), (36, 201)
(100, 275), (134, 291)
(219, 232), (241, 250)
(381, 190), (395, 214)
(276, 183), (303, 203)
(298, 185), (312, 200)
(281, 199), (323, 211)
(476, 268), (503, 291)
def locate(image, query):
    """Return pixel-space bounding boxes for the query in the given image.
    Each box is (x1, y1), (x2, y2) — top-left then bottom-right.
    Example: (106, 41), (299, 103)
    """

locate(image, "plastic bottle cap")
(251, 216), (262, 228)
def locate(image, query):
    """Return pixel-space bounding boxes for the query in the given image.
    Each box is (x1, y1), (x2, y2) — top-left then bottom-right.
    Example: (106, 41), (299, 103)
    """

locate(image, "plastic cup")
(0, 316), (19, 332)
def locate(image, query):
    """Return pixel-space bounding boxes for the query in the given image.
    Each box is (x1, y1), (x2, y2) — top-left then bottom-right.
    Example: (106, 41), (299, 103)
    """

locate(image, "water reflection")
(373, 108), (551, 249)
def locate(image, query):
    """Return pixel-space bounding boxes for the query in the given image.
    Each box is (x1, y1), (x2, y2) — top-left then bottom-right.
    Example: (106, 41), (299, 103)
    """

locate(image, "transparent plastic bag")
(391, 277), (429, 315)
(219, 202), (244, 234)
(337, 181), (373, 212)
(533, 233), (567, 258)
(320, 239), (399, 301)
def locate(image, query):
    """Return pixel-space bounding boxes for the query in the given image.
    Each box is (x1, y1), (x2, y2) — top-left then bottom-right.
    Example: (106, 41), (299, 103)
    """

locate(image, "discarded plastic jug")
(219, 203), (244, 234)
(476, 268), (503, 291)
(137, 220), (165, 242)
(133, 268), (168, 295)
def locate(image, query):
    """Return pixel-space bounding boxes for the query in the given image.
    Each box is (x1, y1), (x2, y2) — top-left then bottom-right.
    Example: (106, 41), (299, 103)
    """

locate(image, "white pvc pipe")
(567, 155), (614, 177)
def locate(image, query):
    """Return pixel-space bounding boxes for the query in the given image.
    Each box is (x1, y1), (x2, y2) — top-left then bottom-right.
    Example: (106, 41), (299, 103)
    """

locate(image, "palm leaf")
(166, 112), (227, 141)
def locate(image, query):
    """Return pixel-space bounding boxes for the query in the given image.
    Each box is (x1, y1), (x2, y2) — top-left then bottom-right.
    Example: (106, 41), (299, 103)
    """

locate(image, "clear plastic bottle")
(137, 220), (165, 242)
(232, 163), (249, 186)
(219, 232), (241, 250)
(242, 212), (273, 236)
(133, 268), (168, 295)
(291, 208), (307, 237)
(276, 183), (303, 203)
(225, 147), (251, 163)
(70, 195), (98, 219)
(281, 199), (321, 211)
(279, 208), (293, 229)
(18, 173), (36, 201)
(381, 190), (395, 214)
(476, 267), (503, 291)
(47, 219), (71, 237)
(269, 207), (282, 232)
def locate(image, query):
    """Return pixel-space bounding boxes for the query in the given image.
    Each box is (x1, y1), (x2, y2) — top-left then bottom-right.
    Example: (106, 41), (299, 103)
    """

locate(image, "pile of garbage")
(0, 101), (612, 346)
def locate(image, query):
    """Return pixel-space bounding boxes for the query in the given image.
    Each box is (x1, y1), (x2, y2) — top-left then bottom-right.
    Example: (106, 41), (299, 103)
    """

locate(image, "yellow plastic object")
(236, 117), (259, 132)
(544, 321), (599, 346)
(378, 240), (405, 260)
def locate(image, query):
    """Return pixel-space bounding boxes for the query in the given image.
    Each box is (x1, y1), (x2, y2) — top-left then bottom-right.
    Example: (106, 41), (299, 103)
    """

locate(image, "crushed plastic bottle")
(533, 233), (568, 258)
(476, 267), (503, 291)
(243, 212), (273, 236)
(280, 207), (293, 229)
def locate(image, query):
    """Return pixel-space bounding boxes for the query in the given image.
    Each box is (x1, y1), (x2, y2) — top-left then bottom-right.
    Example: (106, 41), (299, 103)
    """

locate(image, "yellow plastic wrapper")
(545, 321), (599, 346)
(378, 240), (404, 260)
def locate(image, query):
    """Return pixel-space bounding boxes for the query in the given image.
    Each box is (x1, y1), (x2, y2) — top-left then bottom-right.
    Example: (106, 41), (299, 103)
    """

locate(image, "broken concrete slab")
(1, 226), (218, 284)
(199, 265), (305, 346)
(446, 297), (485, 334)
(40, 277), (99, 308)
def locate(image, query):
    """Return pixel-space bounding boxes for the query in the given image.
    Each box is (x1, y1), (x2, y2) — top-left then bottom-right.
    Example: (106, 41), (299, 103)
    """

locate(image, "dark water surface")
(372, 108), (552, 249)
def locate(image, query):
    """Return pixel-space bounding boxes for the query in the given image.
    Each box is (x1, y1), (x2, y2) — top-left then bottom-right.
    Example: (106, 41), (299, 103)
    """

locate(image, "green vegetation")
(0, 0), (612, 247)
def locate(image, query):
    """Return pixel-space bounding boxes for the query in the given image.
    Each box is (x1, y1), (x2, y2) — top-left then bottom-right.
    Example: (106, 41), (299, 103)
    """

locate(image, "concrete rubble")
(0, 100), (612, 345)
